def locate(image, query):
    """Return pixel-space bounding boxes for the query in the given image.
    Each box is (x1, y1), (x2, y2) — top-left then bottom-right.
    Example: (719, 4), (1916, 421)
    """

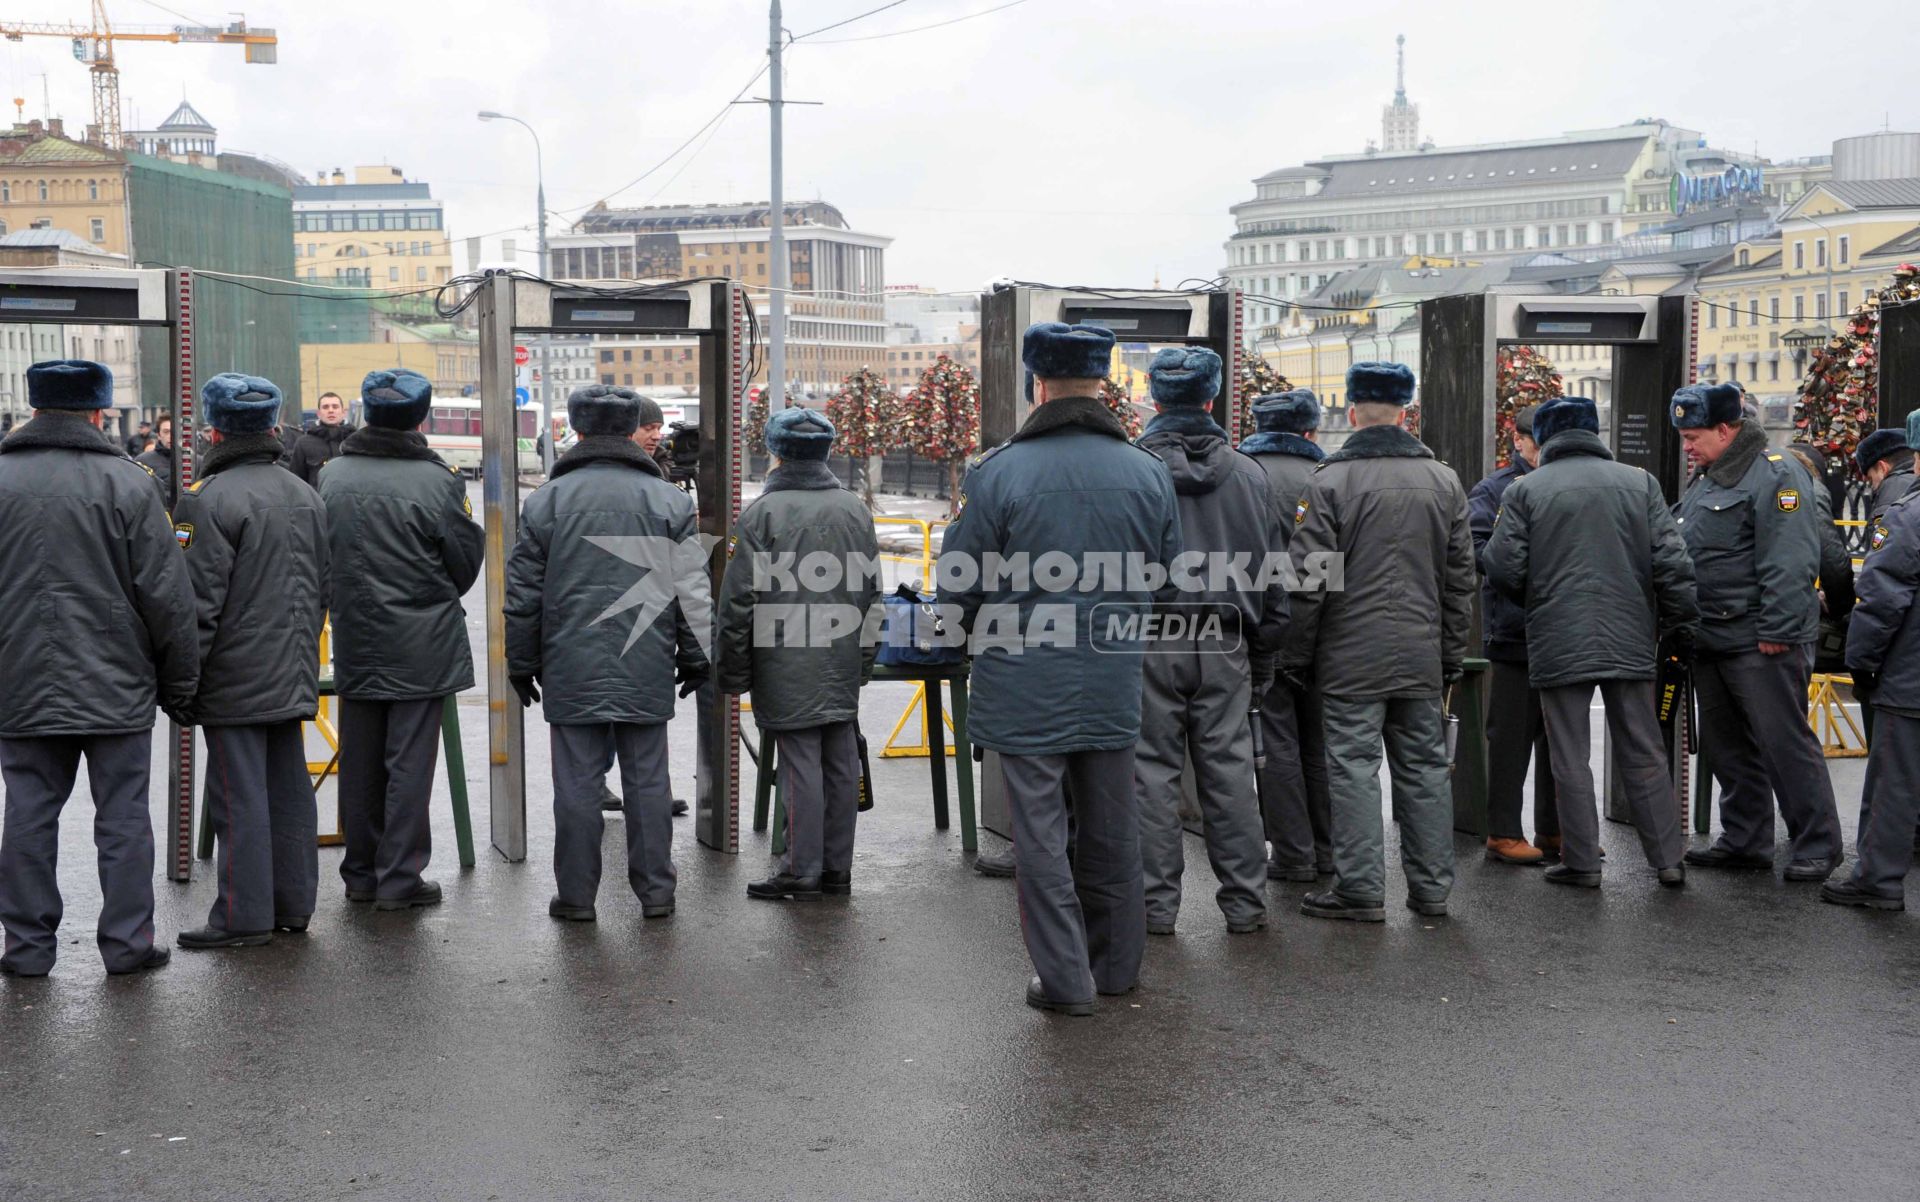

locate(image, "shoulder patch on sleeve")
(1871, 520), (1890, 551)
(173, 522), (194, 550)
(461, 492), (473, 517)
(1775, 488), (1800, 513)
(1294, 498), (1310, 525)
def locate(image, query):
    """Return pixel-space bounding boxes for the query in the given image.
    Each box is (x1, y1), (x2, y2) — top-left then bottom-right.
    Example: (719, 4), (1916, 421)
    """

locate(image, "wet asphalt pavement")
(5, 483), (1919, 1199)
(4, 690), (1916, 1202)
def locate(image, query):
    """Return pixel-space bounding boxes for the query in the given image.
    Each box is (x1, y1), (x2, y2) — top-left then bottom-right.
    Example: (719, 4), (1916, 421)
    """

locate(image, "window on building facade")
(1707, 304), (1717, 329)
(1793, 242), (1805, 270)
(1839, 236), (1850, 265)
(1769, 297), (1780, 321)
(644, 373), (654, 386)
(601, 374), (614, 385)
(90, 218), (104, 242)
(87, 179), (98, 200)
(1749, 299), (1759, 325)
(1738, 249), (1749, 267)
(1414, 234), (1427, 255)
(1816, 293), (1828, 319)
(36, 180), (47, 200)
(1601, 222), (1614, 242)
(1, 182), (8, 202)
(408, 211), (437, 230)
(1793, 294), (1805, 320)
(1839, 291), (1849, 313)
(389, 266), (399, 282)
(1770, 359), (1780, 381)
(1816, 239), (1827, 268)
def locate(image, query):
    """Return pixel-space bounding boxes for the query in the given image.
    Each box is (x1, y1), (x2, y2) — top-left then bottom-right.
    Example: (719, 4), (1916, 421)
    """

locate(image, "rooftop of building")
(575, 200), (849, 233)
(292, 181), (434, 203)
(0, 123), (119, 163)
(124, 98), (214, 137)
(0, 227), (108, 251)
(1800, 178), (1920, 211)
(1254, 134), (1656, 203)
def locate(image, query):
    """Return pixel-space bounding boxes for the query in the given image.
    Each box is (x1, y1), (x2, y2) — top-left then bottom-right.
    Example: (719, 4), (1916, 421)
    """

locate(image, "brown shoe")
(1487, 837), (1545, 865)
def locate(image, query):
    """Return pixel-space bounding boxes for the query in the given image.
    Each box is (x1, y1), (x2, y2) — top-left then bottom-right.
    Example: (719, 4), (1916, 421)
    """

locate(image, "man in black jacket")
(171, 374), (331, 948)
(137, 412), (177, 501)
(505, 386), (709, 922)
(320, 370), (485, 911)
(1133, 348), (1285, 936)
(283, 391), (356, 489)
(124, 418), (152, 458)
(1467, 404), (1557, 866)
(0, 360), (198, 977)
(1856, 428), (1917, 524)
(718, 407), (881, 901)
(1483, 396), (1697, 890)
(1241, 389), (1331, 881)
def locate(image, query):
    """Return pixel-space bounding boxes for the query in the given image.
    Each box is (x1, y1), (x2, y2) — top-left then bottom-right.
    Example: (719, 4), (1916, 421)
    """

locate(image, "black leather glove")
(1853, 670), (1880, 701)
(510, 674), (540, 708)
(1441, 663), (1464, 685)
(163, 707), (193, 730)
(675, 658), (710, 699)
(1660, 628), (1697, 666)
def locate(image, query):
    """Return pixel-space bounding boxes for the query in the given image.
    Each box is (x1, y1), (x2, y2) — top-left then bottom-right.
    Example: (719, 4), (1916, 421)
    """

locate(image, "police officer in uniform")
(170, 374), (331, 948)
(1856, 428), (1916, 523)
(505, 385), (708, 921)
(718, 407), (881, 901)
(938, 322), (1180, 1015)
(1240, 389), (1332, 881)
(320, 369), (485, 911)
(1467, 403), (1558, 866)
(1483, 396), (1696, 890)
(1825, 487), (1920, 909)
(1671, 382), (1844, 879)
(0, 360), (197, 976)
(1287, 361), (1476, 922)
(1133, 348), (1285, 935)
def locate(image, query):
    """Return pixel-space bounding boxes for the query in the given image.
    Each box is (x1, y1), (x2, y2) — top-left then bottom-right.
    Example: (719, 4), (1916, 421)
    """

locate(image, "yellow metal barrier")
(1809, 672), (1868, 759)
(871, 516), (961, 758)
(311, 619), (346, 843)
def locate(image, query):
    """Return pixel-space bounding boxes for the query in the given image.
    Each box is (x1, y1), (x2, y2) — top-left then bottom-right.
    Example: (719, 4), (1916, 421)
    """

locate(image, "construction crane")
(1, 3), (276, 150)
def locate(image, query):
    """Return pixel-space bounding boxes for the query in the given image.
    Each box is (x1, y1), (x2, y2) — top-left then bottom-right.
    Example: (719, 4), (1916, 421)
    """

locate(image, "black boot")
(273, 914), (311, 933)
(106, 946), (171, 975)
(1299, 891), (1385, 923)
(1819, 879), (1904, 910)
(548, 896), (596, 922)
(374, 880), (442, 911)
(1657, 865), (1687, 889)
(672, 798), (690, 817)
(1025, 976), (1093, 1016)
(178, 926), (274, 950)
(747, 873), (822, 901)
(972, 848), (1016, 878)
(1683, 845), (1770, 870)
(599, 781), (622, 812)
(821, 869), (852, 896)
(1544, 864), (1601, 889)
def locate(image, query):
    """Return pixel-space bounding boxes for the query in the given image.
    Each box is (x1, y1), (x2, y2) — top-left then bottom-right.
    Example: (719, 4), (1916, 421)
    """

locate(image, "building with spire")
(124, 98), (218, 160)
(1380, 34), (1420, 154)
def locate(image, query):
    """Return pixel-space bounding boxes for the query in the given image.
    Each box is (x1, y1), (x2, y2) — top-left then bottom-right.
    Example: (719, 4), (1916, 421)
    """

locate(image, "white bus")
(422, 398), (546, 474)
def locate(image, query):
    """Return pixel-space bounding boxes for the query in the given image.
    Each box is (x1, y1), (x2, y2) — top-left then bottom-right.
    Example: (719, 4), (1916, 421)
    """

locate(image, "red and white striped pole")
(165, 267), (198, 883)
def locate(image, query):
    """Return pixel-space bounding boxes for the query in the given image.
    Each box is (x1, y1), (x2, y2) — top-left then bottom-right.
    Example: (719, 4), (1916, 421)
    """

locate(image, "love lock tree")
(1097, 374), (1145, 439)
(1495, 345), (1564, 467)
(745, 386), (771, 458)
(1234, 356), (1296, 443)
(902, 353), (980, 517)
(825, 365), (899, 509)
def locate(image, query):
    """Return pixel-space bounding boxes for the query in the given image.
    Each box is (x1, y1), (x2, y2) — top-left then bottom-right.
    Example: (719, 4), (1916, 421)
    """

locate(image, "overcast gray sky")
(7, 0), (1917, 292)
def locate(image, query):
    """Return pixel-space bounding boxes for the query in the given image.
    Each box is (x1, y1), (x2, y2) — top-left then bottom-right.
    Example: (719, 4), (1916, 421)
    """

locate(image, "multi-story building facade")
(293, 165), (453, 291)
(548, 200), (890, 400)
(884, 287), (980, 391)
(0, 228), (140, 430)
(1693, 177), (1920, 420)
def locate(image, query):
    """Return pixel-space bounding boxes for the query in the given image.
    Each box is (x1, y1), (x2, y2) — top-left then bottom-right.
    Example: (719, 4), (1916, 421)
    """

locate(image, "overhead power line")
(791, 0), (912, 42)
(804, 0), (1032, 43)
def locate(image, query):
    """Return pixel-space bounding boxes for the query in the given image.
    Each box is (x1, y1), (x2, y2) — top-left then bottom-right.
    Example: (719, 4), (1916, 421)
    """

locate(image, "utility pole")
(768, 0), (787, 409)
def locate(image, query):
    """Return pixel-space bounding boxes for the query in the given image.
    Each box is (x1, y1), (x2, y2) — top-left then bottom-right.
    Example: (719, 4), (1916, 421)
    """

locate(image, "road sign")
(514, 344), (530, 367)
(514, 386), (530, 408)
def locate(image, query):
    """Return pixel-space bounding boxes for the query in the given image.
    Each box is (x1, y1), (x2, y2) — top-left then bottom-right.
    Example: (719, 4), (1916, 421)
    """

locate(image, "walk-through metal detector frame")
(1419, 293), (1696, 828)
(973, 284), (1244, 841)
(0, 266), (201, 880)
(1879, 298), (1920, 431)
(473, 275), (751, 861)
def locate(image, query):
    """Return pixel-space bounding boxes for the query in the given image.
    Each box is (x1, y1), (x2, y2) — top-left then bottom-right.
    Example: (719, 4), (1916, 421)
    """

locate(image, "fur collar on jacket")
(550, 435), (664, 481)
(1539, 429), (1613, 465)
(1239, 430), (1325, 460)
(763, 460), (844, 493)
(1141, 407), (1228, 441)
(0, 411), (123, 456)
(1009, 394), (1130, 444)
(1322, 423), (1432, 463)
(1700, 419), (1769, 488)
(340, 425), (443, 463)
(200, 431), (290, 478)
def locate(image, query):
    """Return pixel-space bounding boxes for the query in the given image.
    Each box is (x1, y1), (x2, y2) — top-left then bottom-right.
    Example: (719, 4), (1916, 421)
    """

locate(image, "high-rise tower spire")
(1381, 34), (1420, 152)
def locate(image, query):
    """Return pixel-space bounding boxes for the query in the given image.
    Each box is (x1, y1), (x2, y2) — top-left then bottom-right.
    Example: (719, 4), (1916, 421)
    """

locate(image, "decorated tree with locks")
(825, 365), (899, 508)
(902, 354), (980, 516)
(1792, 263), (1920, 478)
(1097, 374), (1145, 439)
(745, 387), (771, 457)
(1494, 346), (1566, 467)
(1233, 356), (1298, 443)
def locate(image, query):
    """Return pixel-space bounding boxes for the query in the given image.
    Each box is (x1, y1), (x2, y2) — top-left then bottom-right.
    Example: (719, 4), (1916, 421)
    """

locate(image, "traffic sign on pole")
(513, 344), (530, 367)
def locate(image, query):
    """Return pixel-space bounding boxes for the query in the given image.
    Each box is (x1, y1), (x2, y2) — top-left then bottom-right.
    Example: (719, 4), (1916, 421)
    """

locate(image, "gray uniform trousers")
(1003, 748), (1144, 1004)
(1693, 647), (1843, 862)
(1536, 680), (1684, 874)
(202, 722), (318, 931)
(1486, 659), (1559, 843)
(1848, 707), (1920, 898)
(1135, 636), (1268, 926)
(1258, 671), (1331, 873)
(0, 731), (156, 975)
(337, 697), (440, 901)
(1320, 694), (1456, 907)
(777, 720), (859, 880)
(551, 722), (675, 909)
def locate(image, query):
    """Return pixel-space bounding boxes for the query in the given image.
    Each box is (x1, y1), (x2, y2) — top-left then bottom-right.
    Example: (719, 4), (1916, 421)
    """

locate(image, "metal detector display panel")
(0, 281), (140, 322)
(549, 291), (693, 333)
(1059, 302), (1200, 341)
(1515, 305), (1647, 344)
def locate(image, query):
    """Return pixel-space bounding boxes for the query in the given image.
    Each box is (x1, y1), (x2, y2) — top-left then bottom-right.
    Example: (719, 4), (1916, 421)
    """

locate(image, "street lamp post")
(479, 109), (554, 474)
